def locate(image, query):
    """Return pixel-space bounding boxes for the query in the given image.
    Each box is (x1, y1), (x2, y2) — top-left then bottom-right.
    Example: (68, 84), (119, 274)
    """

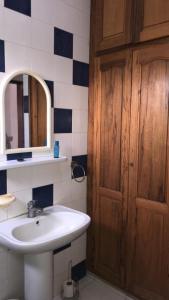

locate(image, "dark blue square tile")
(4, 0), (31, 16)
(0, 170), (7, 195)
(45, 80), (54, 108)
(23, 96), (29, 113)
(71, 260), (86, 281)
(73, 60), (89, 87)
(54, 27), (73, 59)
(0, 40), (5, 73)
(54, 108), (72, 133)
(72, 155), (87, 179)
(7, 152), (32, 161)
(32, 184), (53, 209)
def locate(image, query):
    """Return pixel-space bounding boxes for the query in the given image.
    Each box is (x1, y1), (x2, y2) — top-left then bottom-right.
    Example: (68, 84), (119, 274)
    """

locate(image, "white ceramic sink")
(0, 205), (91, 254)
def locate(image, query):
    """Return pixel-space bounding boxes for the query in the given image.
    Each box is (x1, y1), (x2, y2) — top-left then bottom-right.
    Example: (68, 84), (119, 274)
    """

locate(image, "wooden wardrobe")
(87, 1), (169, 300)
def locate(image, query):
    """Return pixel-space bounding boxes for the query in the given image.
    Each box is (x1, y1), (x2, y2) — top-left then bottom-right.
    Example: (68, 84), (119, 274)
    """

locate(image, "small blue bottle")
(54, 141), (59, 158)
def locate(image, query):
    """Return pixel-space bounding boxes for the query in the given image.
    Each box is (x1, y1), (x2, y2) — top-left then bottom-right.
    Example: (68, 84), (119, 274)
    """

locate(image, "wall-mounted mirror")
(0, 71), (51, 154)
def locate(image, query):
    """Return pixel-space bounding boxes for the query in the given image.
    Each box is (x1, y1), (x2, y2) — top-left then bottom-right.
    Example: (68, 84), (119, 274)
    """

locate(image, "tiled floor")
(54, 273), (136, 300)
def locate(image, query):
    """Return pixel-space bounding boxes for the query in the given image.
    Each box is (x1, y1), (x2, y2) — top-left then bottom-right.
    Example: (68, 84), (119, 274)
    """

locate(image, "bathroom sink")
(0, 205), (90, 254)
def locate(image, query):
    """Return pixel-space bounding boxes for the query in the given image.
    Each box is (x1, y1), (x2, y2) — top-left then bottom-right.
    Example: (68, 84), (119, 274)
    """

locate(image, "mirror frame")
(0, 70), (52, 155)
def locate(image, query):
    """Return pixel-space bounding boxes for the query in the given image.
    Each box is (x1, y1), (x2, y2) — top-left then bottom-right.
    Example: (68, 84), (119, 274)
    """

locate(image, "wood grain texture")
(94, 0), (133, 51)
(127, 43), (169, 300)
(100, 65), (123, 191)
(87, 49), (131, 288)
(139, 0), (169, 41)
(95, 194), (123, 283)
(137, 60), (168, 202)
(29, 77), (47, 147)
(103, 0), (125, 38)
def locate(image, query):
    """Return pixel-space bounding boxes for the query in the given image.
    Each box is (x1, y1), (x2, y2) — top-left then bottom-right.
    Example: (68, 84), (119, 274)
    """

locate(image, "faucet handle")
(27, 200), (36, 208)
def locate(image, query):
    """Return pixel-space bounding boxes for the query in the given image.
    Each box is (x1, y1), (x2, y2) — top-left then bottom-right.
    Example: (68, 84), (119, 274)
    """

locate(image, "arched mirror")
(0, 71), (51, 154)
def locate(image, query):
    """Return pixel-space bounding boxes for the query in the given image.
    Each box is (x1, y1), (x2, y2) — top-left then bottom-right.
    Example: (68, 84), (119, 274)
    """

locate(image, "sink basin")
(0, 205), (91, 254)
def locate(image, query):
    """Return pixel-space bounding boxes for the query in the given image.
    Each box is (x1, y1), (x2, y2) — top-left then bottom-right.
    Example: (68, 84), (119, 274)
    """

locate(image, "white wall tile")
(52, 1), (78, 34)
(5, 42), (31, 72)
(64, 197), (86, 213)
(54, 83), (75, 109)
(72, 133), (87, 156)
(73, 35), (89, 63)
(0, 6), (4, 39)
(54, 55), (73, 84)
(0, 0), (90, 297)
(54, 180), (72, 205)
(31, 0), (56, 25)
(3, 8), (31, 47)
(7, 167), (33, 192)
(7, 189), (32, 218)
(31, 19), (53, 54)
(71, 178), (87, 204)
(71, 86), (88, 110)
(31, 163), (60, 188)
(62, 0), (91, 14)
(0, 207), (7, 222)
(30, 48), (55, 79)
(52, 1), (90, 40)
(58, 160), (72, 182)
(54, 134), (72, 158)
(72, 110), (88, 133)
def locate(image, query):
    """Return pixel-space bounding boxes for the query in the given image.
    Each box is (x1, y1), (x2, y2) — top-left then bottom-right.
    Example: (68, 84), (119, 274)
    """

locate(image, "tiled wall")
(0, 0), (90, 299)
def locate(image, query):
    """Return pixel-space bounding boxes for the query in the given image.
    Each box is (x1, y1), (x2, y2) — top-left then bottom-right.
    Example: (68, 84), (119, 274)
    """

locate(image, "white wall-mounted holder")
(0, 70), (52, 155)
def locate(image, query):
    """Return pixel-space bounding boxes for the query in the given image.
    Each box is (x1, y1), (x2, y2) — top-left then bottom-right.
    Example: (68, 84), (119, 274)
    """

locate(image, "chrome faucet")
(27, 200), (43, 218)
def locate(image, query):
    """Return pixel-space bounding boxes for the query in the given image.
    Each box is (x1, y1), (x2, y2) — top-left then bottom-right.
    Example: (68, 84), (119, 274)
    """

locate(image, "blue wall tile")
(72, 260), (86, 281)
(7, 152), (32, 161)
(23, 96), (29, 113)
(54, 27), (73, 59)
(54, 108), (72, 133)
(4, 0), (31, 16)
(32, 184), (53, 209)
(45, 80), (54, 108)
(73, 60), (89, 87)
(72, 155), (87, 179)
(0, 40), (5, 73)
(0, 170), (7, 195)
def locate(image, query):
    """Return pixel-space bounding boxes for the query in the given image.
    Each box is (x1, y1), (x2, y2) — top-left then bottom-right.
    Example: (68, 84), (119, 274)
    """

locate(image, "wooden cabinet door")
(137, 0), (169, 42)
(127, 43), (169, 300)
(89, 50), (131, 287)
(94, 0), (133, 52)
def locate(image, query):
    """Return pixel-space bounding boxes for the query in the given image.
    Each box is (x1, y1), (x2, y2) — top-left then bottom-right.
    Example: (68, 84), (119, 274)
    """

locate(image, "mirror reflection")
(5, 74), (47, 149)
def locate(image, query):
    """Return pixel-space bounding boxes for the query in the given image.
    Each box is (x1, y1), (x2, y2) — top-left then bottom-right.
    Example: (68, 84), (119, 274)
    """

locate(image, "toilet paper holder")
(61, 260), (79, 299)
(61, 280), (79, 299)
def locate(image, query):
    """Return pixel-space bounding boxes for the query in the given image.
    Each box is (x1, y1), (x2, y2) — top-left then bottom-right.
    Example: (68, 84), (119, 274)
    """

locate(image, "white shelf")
(0, 156), (67, 171)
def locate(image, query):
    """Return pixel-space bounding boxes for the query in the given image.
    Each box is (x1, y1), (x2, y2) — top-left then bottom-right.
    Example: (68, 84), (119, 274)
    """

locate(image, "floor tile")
(54, 274), (138, 300)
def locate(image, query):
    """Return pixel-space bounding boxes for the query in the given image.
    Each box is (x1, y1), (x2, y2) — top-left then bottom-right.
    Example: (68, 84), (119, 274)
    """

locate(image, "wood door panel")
(103, 0), (125, 39)
(134, 207), (166, 297)
(137, 60), (168, 202)
(95, 194), (122, 282)
(100, 65), (123, 191)
(139, 0), (169, 42)
(88, 50), (131, 287)
(127, 43), (169, 300)
(144, 0), (169, 27)
(94, 0), (133, 51)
